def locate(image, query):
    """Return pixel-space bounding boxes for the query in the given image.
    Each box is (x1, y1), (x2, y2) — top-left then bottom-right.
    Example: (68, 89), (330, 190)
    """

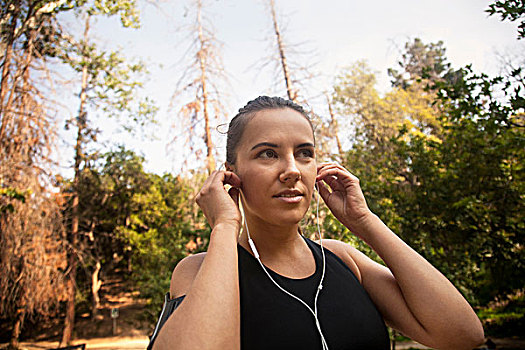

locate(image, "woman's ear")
(225, 162), (235, 173)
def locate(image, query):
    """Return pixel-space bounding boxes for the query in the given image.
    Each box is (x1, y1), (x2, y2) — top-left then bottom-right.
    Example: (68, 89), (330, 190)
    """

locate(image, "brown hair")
(226, 96), (314, 165)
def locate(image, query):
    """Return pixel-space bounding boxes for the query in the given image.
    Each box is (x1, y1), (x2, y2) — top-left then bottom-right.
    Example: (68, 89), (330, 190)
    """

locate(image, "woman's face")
(230, 107), (317, 228)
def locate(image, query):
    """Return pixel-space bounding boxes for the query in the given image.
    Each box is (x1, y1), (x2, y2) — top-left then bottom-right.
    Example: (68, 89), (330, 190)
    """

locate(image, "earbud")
(248, 238), (260, 259)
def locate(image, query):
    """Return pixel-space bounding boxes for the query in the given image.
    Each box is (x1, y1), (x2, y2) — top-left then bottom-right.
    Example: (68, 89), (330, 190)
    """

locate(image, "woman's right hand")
(195, 170), (242, 231)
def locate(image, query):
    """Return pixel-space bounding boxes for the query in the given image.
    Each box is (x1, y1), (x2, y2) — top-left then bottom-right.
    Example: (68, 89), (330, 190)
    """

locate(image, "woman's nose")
(279, 157), (301, 183)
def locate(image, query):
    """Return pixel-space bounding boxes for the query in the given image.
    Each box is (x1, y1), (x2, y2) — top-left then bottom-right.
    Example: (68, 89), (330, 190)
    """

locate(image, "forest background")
(0, 0), (523, 348)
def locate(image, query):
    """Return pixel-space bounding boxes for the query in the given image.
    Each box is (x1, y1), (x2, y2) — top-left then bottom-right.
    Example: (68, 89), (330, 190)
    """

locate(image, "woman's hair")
(226, 96), (314, 165)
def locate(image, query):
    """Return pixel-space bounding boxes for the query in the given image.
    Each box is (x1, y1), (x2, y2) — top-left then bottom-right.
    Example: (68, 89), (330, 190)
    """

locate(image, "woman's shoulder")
(317, 239), (362, 283)
(169, 252), (207, 298)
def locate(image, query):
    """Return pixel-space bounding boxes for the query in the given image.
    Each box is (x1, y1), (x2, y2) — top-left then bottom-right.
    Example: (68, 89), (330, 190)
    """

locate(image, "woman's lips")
(274, 194), (303, 203)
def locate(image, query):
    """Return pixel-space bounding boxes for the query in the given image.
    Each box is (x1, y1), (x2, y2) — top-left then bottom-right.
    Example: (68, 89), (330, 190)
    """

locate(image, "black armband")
(147, 293), (185, 349)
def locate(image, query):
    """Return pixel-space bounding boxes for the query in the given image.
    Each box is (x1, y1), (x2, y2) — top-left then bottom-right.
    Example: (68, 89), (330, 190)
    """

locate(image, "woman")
(149, 96), (484, 350)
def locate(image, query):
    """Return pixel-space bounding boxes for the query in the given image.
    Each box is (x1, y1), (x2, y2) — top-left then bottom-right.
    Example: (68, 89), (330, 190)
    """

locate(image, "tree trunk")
(197, 0), (215, 174)
(8, 293), (26, 349)
(0, 3), (18, 140)
(269, 0), (296, 102)
(62, 16), (90, 345)
(326, 95), (343, 157)
(91, 260), (102, 319)
(3, 11), (37, 120)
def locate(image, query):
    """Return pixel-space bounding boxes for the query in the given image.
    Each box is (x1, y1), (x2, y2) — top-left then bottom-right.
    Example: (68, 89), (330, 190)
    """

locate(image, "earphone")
(240, 183), (330, 350)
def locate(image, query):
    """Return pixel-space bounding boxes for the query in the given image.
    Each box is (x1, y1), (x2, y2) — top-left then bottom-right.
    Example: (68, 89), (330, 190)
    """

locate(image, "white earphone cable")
(241, 185), (329, 350)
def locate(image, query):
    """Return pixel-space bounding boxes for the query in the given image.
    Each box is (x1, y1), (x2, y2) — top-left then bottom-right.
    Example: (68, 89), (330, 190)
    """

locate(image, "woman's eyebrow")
(250, 142), (315, 151)
(297, 142), (315, 148)
(251, 142), (278, 151)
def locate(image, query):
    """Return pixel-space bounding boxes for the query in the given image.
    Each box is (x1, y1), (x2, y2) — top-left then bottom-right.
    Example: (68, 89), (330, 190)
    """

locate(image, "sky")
(56, 0), (524, 176)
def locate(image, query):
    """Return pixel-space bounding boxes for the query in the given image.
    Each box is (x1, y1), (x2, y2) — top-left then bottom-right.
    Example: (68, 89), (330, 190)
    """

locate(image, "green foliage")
(117, 172), (202, 316)
(419, 66), (524, 303)
(0, 187), (27, 214)
(61, 40), (157, 134)
(0, 1), (62, 58)
(478, 292), (525, 337)
(334, 60), (442, 147)
(331, 59), (443, 265)
(486, 0), (525, 39)
(57, 0), (141, 28)
(388, 38), (453, 89)
(332, 38), (524, 305)
(66, 148), (209, 319)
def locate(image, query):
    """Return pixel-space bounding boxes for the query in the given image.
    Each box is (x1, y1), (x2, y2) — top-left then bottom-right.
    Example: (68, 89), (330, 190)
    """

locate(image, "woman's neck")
(238, 217), (317, 279)
(238, 215), (306, 261)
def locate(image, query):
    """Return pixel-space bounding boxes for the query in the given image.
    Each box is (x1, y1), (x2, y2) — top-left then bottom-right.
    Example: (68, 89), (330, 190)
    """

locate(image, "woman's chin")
(270, 209), (309, 227)
(244, 201), (310, 228)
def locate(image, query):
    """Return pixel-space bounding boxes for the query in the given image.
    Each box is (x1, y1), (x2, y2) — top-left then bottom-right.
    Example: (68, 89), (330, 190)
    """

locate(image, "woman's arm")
(316, 163), (485, 350)
(153, 171), (242, 350)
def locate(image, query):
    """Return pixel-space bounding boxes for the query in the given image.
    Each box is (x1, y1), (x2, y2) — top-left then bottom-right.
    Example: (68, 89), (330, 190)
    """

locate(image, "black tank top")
(238, 237), (390, 350)
(147, 238), (390, 350)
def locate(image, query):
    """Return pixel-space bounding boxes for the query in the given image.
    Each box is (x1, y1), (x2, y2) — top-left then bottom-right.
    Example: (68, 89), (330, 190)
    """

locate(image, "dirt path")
(6, 337), (525, 350)
(4, 337), (426, 350)
(1, 336), (149, 350)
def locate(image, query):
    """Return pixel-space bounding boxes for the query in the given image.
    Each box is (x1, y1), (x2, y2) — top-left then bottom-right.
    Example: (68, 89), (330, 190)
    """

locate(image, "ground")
(0, 269), (152, 349)
(5, 336), (525, 350)
(1, 270), (524, 349)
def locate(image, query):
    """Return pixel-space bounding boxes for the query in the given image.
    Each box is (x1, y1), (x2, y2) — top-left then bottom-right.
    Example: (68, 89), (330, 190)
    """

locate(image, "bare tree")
(324, 93), (343, 159)
(259, 0), (317, 104)
(0, 1), (68, 348)
(496, 46), (525, 85)
(268, 0), (295, 101)
(169, 0), (228, 174)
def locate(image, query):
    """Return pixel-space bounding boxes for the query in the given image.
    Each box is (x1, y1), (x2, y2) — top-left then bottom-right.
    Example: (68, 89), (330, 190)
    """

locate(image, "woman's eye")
(258, 149), (277, 159)
(297, 149), (314, 158)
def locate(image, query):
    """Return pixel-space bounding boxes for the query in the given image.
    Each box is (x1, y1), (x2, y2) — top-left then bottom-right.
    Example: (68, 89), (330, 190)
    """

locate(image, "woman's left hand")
(316, 162), (372, 234)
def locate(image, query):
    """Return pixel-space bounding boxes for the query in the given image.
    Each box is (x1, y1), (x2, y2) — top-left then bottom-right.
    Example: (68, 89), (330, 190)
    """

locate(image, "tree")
(487, 0), (525, 39)
(320, 60), (442, 266)
(260, 0), (317, 104)
(0, 180), (67, 350)
(0, 1), (70, 347)
(65, 148), (207, 320)
(118, 171), (207, 318)
(387, 38), (459, 89)
(170, 0), (228, 174)
(321, 93), (344, 160)
(387, 65), (524, 303)
(332, 37), (524, 305)
(383, 37), (523, 302)
(334, 60), (440, 149)
(58, 2), (156, 343)
(267, 0), (295, 101)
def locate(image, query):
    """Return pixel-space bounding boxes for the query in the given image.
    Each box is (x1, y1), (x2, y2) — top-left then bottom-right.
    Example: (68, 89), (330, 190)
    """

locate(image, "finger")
(317, 171), (356, 196)
(228, 187), (240, 207)
(316, 180), (331, 203)
(317, 162), (350, 176)
(196, 170), (234, 203)
(323, 176), (345, 194)
(317, 162), (346, 173)
(199, 171), (217, 192)
(223, 171), (242, 189)
(316, 166), (354, 184)
(317, 163), (346, 174)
